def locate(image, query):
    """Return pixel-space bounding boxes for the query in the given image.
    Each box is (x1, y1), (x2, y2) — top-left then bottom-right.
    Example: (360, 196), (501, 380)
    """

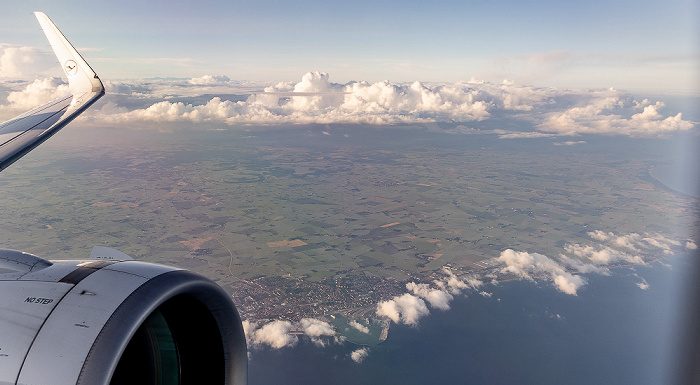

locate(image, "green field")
(0, 125), (695, 321)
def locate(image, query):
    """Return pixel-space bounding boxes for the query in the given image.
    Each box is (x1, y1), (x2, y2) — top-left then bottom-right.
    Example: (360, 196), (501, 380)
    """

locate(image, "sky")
(0, 0), (697, 140)
(0, 0), (697, 92)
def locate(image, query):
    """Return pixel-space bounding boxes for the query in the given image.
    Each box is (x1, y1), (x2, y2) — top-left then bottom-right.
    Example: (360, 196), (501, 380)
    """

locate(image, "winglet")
(34, 11), (104, 95)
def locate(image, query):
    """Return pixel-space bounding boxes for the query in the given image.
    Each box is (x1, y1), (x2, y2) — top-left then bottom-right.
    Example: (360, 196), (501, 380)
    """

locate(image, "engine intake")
(0, 249), (247, 385)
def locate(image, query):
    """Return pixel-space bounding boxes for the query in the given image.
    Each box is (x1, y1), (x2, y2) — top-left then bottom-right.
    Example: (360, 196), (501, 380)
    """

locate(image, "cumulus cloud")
(377, 269), (484, 325)
(406, 282), (453, 310)
(351, 347), (370, 363)
(0, 44), (53, 78)
(101, 72), (502, 126)
(497, 249), (587, 295)
(585, 231), (681, 256)
(244, 318), (337, 349)
(538, 91), (694, 137)
(497, 230), (690, 295)
(437, 268), (482, 294)
(376, 293), (430, 326)
(3, 77), (70, 110)
(247, 320), (297, 349)
(3, 69), (690, 137)
(90, 73), (694, 137)
(635, 276), (650, 290)
(189, 74), (231, 85)
(299, 318), (337, 347)
(563, 243), (644, 265)
(349, 320), (370, 334)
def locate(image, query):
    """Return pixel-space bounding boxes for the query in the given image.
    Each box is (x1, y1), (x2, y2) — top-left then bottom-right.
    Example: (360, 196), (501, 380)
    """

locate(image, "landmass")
(0, 126), (695, 343)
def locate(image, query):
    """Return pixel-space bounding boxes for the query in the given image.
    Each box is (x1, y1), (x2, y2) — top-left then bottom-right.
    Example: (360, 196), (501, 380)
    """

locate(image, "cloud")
(406, 282), (453, 310)
(553, 140), (587, 146)
(0, 44), (53, 78)
(189, 74), (231, 85)
(349, 320), (370, 334)
(299, 318), (336, 347)
(437, 268), (482, 294)
(3, 78), (70, 110)
(247, 320), (297, 349)
(538, 92), (694, 137)
(497, 230), (690, 295)
(244, 317), (338, 349)
(495, 131), (558, 139)
(585, 231), (681, 256)
(89, 73), (694, 137)
(563, 244), (643, 265)
(107, 72), (496, 125)
(351, 347), (370, 363)
(635, 275), (650, 290)
(377, 269), (484, 325)
(376, 293), (430, 326)
(497, 249), (586, 295)
(3, 70), (691, 137)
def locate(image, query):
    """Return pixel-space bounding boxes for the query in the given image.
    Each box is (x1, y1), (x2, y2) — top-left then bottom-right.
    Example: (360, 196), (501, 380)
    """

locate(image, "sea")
(248, 253), (697, 385)
(247, 130), (700, 384)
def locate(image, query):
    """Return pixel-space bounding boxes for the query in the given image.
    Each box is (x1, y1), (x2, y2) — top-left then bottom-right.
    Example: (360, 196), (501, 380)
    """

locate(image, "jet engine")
(0, 247), (247, 385)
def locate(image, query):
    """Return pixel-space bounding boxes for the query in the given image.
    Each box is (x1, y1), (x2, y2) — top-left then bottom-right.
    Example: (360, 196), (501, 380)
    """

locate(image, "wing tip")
(33, 11), (104, 94)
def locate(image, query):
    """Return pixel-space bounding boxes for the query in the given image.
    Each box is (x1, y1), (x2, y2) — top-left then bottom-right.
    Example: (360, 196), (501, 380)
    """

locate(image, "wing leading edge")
(0, 12), (104, 172)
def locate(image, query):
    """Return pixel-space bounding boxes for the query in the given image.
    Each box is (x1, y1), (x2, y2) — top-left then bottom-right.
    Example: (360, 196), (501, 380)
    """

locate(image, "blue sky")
(1, 0), (697, 92)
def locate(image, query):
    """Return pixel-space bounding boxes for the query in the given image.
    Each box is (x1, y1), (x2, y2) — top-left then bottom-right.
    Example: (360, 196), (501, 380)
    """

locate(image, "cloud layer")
(96, 73), (694, 137)
(3, 69), (693, 137)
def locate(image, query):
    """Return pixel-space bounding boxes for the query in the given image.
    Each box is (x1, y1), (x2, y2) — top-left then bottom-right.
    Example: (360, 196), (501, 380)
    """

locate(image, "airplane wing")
(0, 11), (104, 172)
(0, 13), (248, 385)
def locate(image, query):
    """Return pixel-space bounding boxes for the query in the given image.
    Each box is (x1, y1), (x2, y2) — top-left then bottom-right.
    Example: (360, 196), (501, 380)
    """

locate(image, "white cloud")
(563, 243), (643, 265)
(248, 320), (297, 349)
(349, 320), (370, 334)
(497, 230), (689, 295)
(686, 241), (698, 250)
(439, 268), (482, 294)
(378, 269), (484, 325)
(376, 293), (430, 326)
(636, 276), (650, 290)
(586, 231), (682, 256)
(538, 91), (694, 137)
(0, 44), (53, 78)
(4, 71), (690, 138)
(244, 317), (338, 349)
(497, 249), (587, 295)
(406, 281), (453, 310)
(553, 140), (587, 146)
(351, 347), (370, 363)
(4, 77), (70, 110)
(495, 131), (558, 139)
(189, 74), (231, 85)
(299, 318), (336, 347)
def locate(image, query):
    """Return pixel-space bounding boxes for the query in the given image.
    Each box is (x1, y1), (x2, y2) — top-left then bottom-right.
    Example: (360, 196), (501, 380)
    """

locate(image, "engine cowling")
(0, 248), (247, 385)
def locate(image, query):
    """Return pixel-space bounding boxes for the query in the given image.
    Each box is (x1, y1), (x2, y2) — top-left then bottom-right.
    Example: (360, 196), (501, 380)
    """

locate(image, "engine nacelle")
(0, 248), (247, 385)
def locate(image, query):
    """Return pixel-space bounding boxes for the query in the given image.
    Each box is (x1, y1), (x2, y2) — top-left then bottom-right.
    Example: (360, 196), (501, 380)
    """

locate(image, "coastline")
(647, 165), (699, 199)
